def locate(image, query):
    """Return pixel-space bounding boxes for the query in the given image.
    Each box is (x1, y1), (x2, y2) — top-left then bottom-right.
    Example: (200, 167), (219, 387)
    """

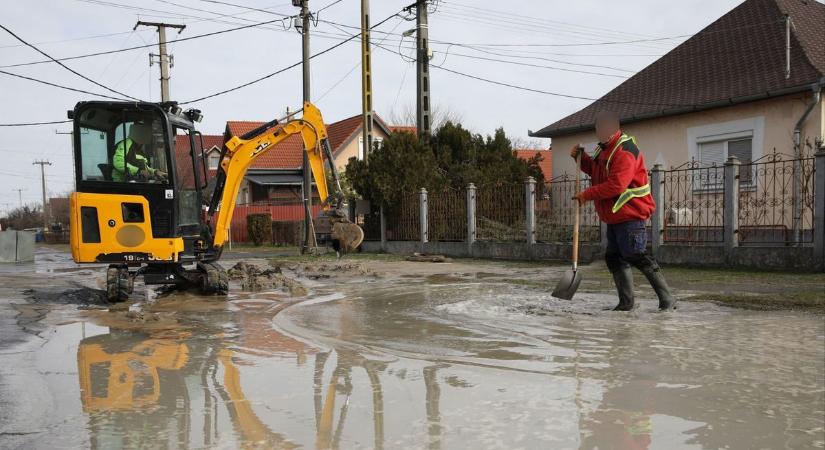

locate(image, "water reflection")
(57, 282), (825, 449)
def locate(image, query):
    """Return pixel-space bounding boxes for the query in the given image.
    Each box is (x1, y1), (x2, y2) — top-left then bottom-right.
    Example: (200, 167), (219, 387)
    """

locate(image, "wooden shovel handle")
(573, 153), (581, 270)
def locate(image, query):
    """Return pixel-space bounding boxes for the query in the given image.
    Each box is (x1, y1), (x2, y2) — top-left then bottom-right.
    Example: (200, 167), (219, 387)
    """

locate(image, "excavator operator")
(112, 122), (168, 182)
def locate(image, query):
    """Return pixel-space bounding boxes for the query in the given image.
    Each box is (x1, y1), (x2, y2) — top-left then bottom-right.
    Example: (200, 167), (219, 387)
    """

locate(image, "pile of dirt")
(290, 262), (379, 280)
(228, 261), (307, 296)
(24, 286), (108, 306)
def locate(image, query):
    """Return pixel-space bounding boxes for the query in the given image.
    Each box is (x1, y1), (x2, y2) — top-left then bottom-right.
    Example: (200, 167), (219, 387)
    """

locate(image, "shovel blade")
(552, 269), (582, 300)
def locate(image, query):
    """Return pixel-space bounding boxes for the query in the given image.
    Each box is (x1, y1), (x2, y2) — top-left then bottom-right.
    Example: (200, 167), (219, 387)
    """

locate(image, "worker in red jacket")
(571, 111), (675, 311)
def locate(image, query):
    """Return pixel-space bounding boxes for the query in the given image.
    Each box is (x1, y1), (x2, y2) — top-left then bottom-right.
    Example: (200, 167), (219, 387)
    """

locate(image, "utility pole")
(134, 21), (186, 102)
(415, 0), (431, 139)
(12, 189), (24, 208)
(297, 0), (316, 253)
(361, 0), (374, 161)
(33, 160), (52, 230)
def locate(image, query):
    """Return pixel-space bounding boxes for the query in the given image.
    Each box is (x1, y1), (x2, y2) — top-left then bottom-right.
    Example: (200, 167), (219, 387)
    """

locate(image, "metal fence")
(535, 175), (601, 243)
(385, 191), (420, 241)
(476, 182), (525, 242)
(661, 161), (726, 244)
(428, 188), (467, 242)
(738, 153), (816, 245)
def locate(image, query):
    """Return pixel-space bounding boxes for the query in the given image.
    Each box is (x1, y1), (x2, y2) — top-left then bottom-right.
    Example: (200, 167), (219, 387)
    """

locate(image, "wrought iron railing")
(662, 161), (726, 244)
(738, 152), (816, 245)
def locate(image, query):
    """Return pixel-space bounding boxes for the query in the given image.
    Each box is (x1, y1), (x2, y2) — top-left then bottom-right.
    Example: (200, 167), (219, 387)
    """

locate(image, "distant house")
(219, 114), (393, 205)
(174, 134), (224, 189)
(514, 148), (552, 181)
(531, 0), (824, 178)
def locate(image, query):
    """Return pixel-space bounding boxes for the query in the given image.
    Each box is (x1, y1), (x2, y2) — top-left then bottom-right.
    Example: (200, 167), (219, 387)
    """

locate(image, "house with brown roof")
(514, 148), (552, 181)
(531, 0), (824, 178)
(219, 113), (393, 204)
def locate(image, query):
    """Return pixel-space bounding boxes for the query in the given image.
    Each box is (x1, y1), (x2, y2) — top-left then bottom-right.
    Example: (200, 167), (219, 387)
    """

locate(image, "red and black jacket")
(580, 130), (655, 225)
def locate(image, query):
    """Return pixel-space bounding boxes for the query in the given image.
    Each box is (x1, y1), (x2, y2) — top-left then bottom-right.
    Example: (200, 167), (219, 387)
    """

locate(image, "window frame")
(687, 117), (763, 193)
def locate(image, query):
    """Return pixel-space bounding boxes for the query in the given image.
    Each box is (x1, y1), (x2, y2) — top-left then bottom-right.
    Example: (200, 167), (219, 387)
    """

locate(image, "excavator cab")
(68, 101), (363, 302)
(70, 102), (210, 263)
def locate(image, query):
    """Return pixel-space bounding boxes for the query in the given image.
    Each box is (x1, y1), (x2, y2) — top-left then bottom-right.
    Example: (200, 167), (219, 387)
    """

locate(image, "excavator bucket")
(332, 222), (364, 252)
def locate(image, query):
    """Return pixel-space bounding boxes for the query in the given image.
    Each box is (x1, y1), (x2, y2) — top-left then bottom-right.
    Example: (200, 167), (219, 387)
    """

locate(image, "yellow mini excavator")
(68, 101), (363, 302)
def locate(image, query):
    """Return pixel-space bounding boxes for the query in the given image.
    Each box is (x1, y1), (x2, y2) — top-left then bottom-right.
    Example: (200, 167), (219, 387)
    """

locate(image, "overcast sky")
(0, 0), (749, 212)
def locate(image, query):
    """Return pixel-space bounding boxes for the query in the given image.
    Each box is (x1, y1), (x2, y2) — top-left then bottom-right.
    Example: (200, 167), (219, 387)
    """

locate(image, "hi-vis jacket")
(580, 129), (655, 224)
(112, 138), (155, 182)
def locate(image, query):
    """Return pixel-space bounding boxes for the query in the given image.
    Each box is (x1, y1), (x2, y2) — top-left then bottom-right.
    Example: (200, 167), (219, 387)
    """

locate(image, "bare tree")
(510, 137), (549, 151)
(385, 103), (464, 130)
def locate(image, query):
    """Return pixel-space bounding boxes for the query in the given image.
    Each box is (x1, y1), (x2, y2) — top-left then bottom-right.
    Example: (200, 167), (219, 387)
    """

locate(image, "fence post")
(467, 183), (476, 249)
(813, 149), (825, 271)
(419, 188), (428, 249)
(650, 164), (665, 256)
(380, 203), (387, 252)
(525, 177), (536, 245)
(724, 156), (740, 258)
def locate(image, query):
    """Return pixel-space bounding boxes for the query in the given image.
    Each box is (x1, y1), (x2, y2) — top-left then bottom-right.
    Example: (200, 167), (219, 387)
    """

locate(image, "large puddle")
(0, 255), (823, 449)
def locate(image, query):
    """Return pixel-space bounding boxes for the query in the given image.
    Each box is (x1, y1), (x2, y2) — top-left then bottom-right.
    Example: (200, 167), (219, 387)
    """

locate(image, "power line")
(0, 23), (140, 101)
(0, 69), (127, 100)
(180, 10), (404, 104)
(0, 15), (292, 69)
(0, 29), (146, 49)
(372, 41), (692, 108)
(0, 120), (72, 127)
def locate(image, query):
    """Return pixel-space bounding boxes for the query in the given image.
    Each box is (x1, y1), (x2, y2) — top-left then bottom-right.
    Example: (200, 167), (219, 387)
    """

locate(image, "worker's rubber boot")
(609, 266), (636, 311)
(637, 260), (676, 311)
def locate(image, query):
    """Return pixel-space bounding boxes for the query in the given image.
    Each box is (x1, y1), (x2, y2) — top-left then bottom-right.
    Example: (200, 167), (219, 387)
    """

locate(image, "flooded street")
(1, 248), (823, 449)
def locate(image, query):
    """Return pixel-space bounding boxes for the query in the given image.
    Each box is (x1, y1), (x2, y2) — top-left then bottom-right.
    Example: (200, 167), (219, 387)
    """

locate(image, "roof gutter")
(793, 78), (824, 154)
(531, 81), (824, 139)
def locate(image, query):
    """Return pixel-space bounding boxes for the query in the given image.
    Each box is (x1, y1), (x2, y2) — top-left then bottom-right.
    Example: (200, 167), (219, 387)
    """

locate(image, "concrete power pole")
(297, 0), (316, 253)
(361, 0), (374, 162)
(415, 0), (431, 139)
(134, 21), (186, 102)
(12, 189), (24, 208)
(33, 160), (52, 230)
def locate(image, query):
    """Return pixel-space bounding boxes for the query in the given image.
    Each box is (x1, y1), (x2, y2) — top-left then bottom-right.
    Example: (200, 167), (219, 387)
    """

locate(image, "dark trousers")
(605, 220), (660, 273)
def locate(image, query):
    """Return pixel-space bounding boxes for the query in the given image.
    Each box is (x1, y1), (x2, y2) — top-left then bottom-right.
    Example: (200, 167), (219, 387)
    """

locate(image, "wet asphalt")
(0, 247), (823, 449)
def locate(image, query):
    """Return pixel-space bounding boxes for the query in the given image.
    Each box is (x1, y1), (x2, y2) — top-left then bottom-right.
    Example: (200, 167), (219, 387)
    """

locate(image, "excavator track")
(197, 262), (228, 295)
(106, 265), (134, 303)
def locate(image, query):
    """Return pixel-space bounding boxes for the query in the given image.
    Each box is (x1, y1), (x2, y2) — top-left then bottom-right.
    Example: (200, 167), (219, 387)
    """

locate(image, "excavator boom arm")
(209, 103), (344, 248)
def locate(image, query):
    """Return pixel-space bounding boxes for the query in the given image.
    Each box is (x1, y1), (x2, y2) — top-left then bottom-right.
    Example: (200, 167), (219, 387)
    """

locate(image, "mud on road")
(0, 247), (823, 449)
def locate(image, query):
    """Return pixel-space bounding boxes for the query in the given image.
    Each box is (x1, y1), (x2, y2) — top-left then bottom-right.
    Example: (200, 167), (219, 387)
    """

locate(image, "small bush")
(247, 214), (272, 246)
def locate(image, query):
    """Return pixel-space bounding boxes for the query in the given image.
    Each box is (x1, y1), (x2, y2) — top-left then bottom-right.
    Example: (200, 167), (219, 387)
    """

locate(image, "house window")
(358, 136), (383, 160)
(697, 136), (753, 188)
(208, 152), (220, 170)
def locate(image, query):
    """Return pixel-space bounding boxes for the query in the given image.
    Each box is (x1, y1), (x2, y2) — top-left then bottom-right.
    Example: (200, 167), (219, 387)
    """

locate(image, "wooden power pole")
(134, 21), (186, 102)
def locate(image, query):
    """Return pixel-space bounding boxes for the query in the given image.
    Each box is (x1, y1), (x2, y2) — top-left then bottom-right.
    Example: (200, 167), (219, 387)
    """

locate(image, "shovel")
(552, 150), (583, 300)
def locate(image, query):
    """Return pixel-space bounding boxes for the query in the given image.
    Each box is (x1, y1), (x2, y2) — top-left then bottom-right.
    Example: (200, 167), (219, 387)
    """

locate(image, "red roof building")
(514, 148), (552, 181)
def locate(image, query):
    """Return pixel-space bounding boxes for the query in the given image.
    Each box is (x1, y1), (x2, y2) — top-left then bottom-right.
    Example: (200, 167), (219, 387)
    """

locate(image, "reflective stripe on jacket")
(579, 130), (655, 224)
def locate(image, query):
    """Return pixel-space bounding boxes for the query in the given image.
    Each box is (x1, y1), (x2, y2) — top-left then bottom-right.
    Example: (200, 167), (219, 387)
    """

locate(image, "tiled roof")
(514, 149), (552, 181)
(532, 0), (825, 138)
(389, 125), (417, 134)
(223, 113), (392, 170)
(174, 134), (223, 188)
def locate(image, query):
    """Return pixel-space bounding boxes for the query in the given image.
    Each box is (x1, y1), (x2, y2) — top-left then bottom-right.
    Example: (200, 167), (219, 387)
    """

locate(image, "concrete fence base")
(362, 240), (820, 272)
(0, 231), (35, 263)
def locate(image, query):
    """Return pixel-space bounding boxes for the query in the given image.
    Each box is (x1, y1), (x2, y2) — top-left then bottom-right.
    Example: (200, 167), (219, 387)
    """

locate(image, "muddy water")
(1, 256), (823, 449)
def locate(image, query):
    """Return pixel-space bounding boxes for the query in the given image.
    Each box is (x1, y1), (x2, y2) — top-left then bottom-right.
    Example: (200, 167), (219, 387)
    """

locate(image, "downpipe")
(792, 80), (823, 244)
